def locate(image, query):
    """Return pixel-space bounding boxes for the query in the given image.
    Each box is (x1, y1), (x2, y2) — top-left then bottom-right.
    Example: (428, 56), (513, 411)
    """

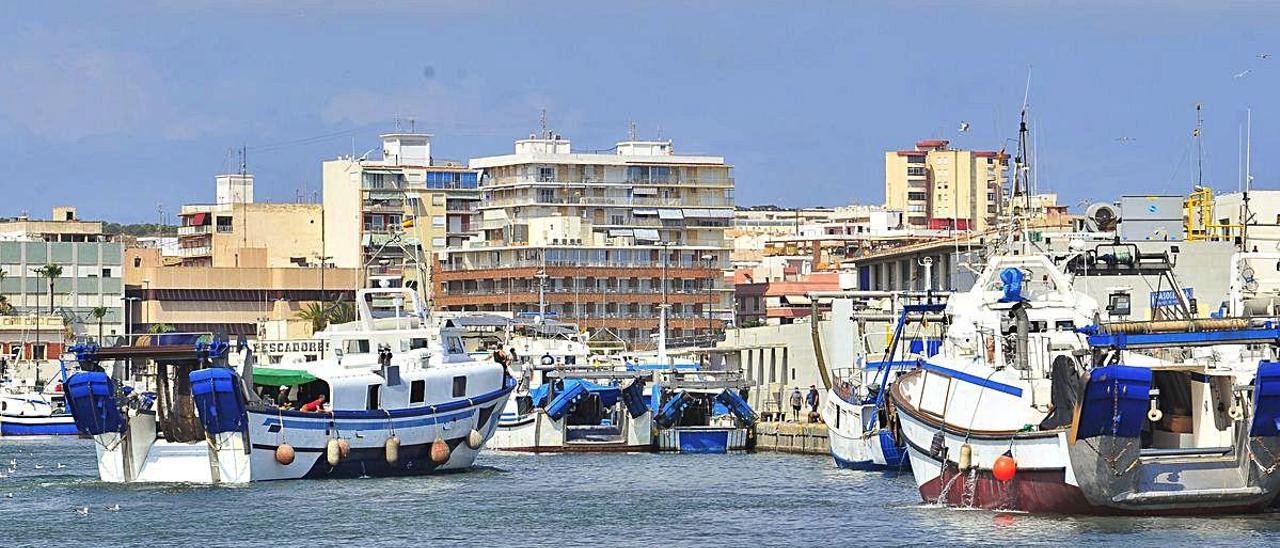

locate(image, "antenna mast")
(1194, 103), (1204, 188)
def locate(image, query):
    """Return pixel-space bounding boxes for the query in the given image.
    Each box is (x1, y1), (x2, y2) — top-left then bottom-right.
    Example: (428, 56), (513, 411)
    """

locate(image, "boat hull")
(92, 384), (514, 483)
(656, 426), (749, 454)
(823, 389), (909, 471)
(489, 410), (653, 453)
(0, 414), (79, 436)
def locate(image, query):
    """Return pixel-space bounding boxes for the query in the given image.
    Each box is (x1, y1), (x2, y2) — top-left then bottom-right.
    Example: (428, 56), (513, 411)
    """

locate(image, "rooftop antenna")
(656, 124), (664, 141)
(628, 120), (637, 141)
(393, 115), (402, 132)
(1244, 108), (1253, 246)
(409, 117), (416, 133)
(1194, 103), (1204, 187)
(540, 109), (549, 139)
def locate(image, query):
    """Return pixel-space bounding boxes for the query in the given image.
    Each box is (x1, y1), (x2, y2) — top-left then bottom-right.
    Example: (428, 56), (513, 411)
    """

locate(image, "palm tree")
(329, 301), (356, 325)
(0, 268), (10, 315)
(296, 302), (329, 334)
(35, 264), (63, 314)
(90, 306), (109, 344)
(148, 322), (174, 334)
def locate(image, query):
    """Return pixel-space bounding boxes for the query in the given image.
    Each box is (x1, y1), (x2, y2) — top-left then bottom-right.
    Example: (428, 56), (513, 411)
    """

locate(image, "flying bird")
(1115, 136), (1137, 144)
(1259, 53), (1272, 59)
(1235, 69), (1253, 79)
(958, 121), (970, 133)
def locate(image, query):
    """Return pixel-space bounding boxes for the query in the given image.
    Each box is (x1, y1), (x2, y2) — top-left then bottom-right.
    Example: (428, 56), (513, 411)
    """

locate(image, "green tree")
(90, 306), (110, 343)
(148, 322), (174, 334)
(296, 302), (329, 334)
(0, 268), (10, 315)
(329, 301), (356, 325)
(35, 264), (63, 314)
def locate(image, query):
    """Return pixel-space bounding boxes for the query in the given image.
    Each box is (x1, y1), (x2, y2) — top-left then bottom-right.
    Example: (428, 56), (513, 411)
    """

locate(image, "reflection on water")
(2, 438), (1280, 547)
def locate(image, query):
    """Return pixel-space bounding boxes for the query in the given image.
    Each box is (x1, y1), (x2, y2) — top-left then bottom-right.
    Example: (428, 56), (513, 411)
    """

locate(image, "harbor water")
(5, 438), (1280, 546)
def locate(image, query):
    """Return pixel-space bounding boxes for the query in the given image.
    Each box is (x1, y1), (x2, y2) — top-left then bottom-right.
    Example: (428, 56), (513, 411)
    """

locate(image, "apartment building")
(884, 139), (1007, 230)
(322, 133), (481, 294)
(435, 132), (734, 349)
(0, 207), (125, 350)
(177, 173), (326, 268)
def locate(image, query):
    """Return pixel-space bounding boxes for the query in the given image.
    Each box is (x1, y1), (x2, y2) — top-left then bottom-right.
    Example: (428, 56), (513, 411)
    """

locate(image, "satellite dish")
(1085, 203), (1120, 232)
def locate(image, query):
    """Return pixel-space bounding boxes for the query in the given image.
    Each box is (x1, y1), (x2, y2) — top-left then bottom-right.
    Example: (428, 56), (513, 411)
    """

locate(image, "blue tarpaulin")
(999, 267), (1024, 303)
(621, 379), (648, 418)
(1076, 365), (1151, 440)
(715, 389), (757, 425)
(190, 367), (248, 435)
(655, 391), (691, 428)
(539, 379), (624, 420)
(1252, 361), (1280, 437)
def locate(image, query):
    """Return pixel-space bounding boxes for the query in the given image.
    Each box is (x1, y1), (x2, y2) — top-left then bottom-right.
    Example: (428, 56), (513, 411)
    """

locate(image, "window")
(452, 376), (467, 398)
(432, 195), (446, 206)
(907, 192), (928, 201)
(432, 237), (446, 248)
(537, 188), (556, 202)
(906, 155), (925, 164)
(344, 339), (371, 354)
(907, 166), (926, 176)
(31, 344), (47, 360)
(101, 267), (112, 278)
(538, 167), (555, 182)
(410, 380), (426, 404)
(432, 215), (446, 227)
(367, 384), (381, 410)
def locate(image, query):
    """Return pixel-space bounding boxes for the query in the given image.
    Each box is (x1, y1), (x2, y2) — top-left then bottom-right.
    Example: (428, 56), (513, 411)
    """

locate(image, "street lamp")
(701, 253), (716, 341)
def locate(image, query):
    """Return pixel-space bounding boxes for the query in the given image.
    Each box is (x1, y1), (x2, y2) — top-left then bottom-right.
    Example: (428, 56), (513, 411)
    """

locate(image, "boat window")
(367, 384), (381, 410)
(410, 380), (426, 404)
(344, 339), (371, 354)
(445, 336), (465, 355)
(410, 338), (430, 350)
(452, 376), (467, 398)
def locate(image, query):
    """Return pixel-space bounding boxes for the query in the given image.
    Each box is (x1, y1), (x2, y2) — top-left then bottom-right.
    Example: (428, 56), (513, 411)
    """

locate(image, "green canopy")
(251, 367), (319, 387)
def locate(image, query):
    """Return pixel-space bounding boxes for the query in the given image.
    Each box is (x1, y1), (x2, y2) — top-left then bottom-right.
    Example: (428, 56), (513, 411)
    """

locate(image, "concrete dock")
(754, 421), (829, 455)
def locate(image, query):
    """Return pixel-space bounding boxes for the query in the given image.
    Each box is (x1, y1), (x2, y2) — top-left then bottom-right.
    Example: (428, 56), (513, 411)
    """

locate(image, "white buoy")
(958, 443), (973, 471)
(1229, 405), (1244, 420)
(466, 429), (484, 450)
(430, 438), (450, 464)
(326, 439), (341, 466)
(385, 435), (401, 465)
(275, 443), (296, 465)
(337, 438), (351, 458)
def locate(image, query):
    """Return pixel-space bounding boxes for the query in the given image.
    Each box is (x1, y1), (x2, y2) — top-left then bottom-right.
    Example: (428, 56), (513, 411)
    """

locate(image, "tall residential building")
(435, 132), (735, 349)
(0, 207), (125, 354)
(884, 139), (1007, 230)
(322, 133), (481, 294)
(177, 173), (325, 268)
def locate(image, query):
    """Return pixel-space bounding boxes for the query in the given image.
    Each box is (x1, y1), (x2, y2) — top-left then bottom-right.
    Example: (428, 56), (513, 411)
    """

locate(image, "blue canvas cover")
(655, 391), (690, 428)
(621, 379), (649, 418)
(1075, 365), (1151, 440)
(715, 389), (757, 425)
(543, 379), (622, 420)
(65, 371), (124, 435)
(998, 267), (1024, 302)
(1251, 361), (1280, 437)
(189, 368), (248, 435)
(908, 339), (942, 357)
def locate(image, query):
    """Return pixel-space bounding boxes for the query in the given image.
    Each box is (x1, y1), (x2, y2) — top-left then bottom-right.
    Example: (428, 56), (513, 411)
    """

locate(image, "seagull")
(105, 504), (121, 512)
(958, 121), (970, 133)
(56, 463), (66, 469)
(33, 464), (44, 470)
(1235, 69), (1253, 79)
(74, 506), (90, 516)
(7, 459), (14, 467)
(1115, 136), (1137, 144)
(4, 493), (12, 498)
(1259, 53), (1272, 59)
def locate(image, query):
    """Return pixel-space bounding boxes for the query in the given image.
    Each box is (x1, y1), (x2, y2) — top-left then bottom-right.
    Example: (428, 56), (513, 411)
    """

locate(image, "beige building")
(177, 174), (325, 268)
(124, 248), (357, 337)
(885, 139), (1007, 230)
(436, 132), (734, 349)
(322, 133), (480, 295)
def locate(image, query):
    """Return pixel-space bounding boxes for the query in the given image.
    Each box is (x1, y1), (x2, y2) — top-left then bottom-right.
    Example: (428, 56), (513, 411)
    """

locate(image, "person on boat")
(299, 394), (327, 413)
(508, 346), (520, 364)
(806, 385), (820, 421)
(276, 386), (292, 408)
(789, 387), (803, 422)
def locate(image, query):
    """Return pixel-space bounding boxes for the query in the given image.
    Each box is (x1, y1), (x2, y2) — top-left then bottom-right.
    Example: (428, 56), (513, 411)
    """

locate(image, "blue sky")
(1, 1), (1278, 222)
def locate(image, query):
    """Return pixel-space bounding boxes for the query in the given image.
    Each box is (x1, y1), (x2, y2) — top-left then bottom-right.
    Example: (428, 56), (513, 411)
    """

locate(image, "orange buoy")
(336, 438), (351, 458)
(275, 443), (296, 465)
(385, 435), (401, 465)
(430, 438), (450, 464)
(993, 451), (1018, 482)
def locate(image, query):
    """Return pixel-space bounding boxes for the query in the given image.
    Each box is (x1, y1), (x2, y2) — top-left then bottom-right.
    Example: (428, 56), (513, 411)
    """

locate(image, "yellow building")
(884, 139), (1007, 230)
(176, 173), (326, 268)
(322, 133), (480, 297)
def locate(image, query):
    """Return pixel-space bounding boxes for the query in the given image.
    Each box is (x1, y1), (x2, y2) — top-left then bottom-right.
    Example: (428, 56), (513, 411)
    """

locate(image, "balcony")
(482, 195), (732, 209)
(483, 176), (735, 188)
(177, 245), (212, 257)
(177, 225), (212, 236)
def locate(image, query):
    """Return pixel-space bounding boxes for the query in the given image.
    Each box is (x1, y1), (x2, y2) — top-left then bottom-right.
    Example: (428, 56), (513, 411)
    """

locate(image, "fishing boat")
(0, 378), (77, 436)
(489, 366), (653, 452)
(823, 301), (945, 470)
(890, 246), (1280, 514)
(652, 369), (756, 453)
(63, 288), (514, 484)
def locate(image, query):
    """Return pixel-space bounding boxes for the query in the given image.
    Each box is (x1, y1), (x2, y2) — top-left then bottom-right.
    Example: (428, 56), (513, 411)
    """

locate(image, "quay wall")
(755, 421), (829, 455)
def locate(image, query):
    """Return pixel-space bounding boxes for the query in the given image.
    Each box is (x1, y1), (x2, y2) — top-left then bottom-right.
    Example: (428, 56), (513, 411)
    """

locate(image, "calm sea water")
(4, 437), (1280, 547)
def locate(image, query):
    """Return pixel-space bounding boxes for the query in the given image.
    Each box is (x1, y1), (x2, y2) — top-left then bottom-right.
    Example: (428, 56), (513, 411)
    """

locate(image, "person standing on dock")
(789, 387), (803, 422)
(806, 385), (820, 421)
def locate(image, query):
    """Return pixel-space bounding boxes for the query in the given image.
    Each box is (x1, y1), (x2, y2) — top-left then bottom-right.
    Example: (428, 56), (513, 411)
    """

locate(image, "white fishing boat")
(652, 368), (756, 453)
(488, 366), (653, 452)
(823, 301), (945, 470)
(64, 288), (514, 484)
(0, 378), (77, 436)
